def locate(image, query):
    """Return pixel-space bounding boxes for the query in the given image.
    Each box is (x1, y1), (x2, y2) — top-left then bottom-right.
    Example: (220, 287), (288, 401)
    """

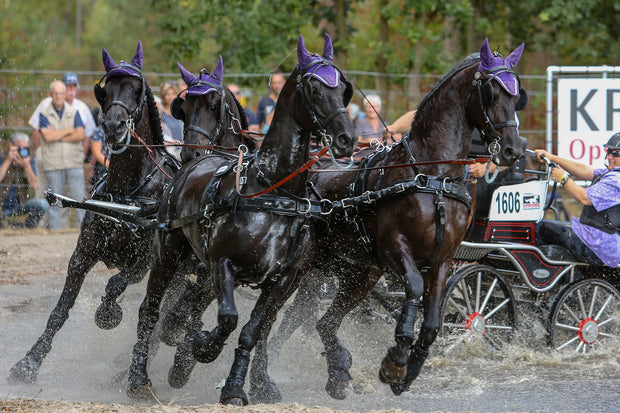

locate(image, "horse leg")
(168, 273), (217, 389)
(192, 258), (237, 364)
(315, 266), (384, 400)
(390, 261), (451, 396)
(267, 269), (322, 360)
(8, 247), (96, 383)
(220, 269), (304, 406)
(95, 256), (150, 330)
(127, 244), (179, 400)
(378, 256), (425, 388)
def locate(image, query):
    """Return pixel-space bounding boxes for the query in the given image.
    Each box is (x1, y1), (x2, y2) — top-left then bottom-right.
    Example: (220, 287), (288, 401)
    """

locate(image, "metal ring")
(320, 199), (333, 215)
(488, 140), (501, 156)
(301, 198), (312, 216)
(414, 173), (428, 188)
(370, 139), (385, 152)
(238, 144), (249, 155)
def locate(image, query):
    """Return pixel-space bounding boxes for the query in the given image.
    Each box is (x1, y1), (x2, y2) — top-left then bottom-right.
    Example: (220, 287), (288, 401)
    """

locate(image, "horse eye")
(210, 104), (218, 111)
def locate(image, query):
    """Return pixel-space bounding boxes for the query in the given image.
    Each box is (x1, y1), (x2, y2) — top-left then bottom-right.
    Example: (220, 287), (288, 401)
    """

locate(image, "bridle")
(465, 65), (520, 159)
(95, 62), (147, 155)
(296, 59), (354, 168)
(173, 74), (237, 148)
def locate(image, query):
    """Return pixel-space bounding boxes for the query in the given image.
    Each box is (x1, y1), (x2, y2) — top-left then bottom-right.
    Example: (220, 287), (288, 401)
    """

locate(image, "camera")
(18, 147), (30, 158)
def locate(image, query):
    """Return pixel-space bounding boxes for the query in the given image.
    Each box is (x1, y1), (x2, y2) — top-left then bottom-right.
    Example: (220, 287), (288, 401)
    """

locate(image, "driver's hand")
(551, 166), (566, 183)
(534, 149), (552, 163)
(469, 162), (487, 178)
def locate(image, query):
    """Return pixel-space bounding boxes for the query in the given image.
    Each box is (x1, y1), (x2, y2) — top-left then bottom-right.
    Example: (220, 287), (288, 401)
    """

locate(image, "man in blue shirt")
(535, 132), (620, 267)
(38, 80), (86, 229)
(0, 132), (49, 228)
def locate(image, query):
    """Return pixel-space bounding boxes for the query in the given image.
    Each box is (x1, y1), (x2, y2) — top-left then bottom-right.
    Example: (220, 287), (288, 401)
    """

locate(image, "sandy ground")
(2, 228), (619, 413)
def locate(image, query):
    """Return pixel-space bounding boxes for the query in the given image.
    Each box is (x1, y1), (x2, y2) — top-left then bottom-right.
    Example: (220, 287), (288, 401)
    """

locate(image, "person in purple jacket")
(534, 132), (620, 267)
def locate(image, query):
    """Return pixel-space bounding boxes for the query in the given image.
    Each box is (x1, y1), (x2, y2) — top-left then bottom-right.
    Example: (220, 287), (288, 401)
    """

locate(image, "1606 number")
(495, 191), (521, 214)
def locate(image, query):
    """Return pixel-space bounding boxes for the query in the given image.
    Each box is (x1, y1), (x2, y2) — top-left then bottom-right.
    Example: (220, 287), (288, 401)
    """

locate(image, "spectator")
(256, 72), (285, 133)
(355, 94), (386, 145)
(533, 132), (620, 267)
(159, 82), (184, 143)
(0, 132), (49, 228)
(228, 83), (259, 133)
(89, 107), (109, 183)
(28, 72), (95, 159)
(38, 80), (86, 229)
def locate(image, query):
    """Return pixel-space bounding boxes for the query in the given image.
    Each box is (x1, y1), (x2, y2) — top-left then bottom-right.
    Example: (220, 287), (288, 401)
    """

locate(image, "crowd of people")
(1, 70), (618, 269)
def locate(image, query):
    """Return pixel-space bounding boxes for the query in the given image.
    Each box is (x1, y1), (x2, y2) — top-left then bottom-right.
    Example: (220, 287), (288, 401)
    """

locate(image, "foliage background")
(1, 0), (619, 147)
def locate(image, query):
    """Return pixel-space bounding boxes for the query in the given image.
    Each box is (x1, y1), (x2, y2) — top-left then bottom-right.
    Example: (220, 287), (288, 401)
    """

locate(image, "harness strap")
(432, 191), (447, 261)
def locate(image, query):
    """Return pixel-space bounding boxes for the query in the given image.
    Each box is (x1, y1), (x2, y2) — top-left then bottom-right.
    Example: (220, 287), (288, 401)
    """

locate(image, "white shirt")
(29, 97), (96, 137)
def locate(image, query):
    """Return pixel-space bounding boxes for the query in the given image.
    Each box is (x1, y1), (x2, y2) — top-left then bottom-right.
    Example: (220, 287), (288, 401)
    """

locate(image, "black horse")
(126, 34), (357, 405)
(248, 38), (527, 401)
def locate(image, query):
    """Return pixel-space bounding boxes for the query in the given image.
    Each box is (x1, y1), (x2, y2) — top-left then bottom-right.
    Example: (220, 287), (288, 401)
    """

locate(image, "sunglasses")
(607, 149), (620, 157)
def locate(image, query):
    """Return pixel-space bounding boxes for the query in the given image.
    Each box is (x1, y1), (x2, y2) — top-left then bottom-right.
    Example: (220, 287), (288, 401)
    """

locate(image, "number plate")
(488, 180), (548, 222)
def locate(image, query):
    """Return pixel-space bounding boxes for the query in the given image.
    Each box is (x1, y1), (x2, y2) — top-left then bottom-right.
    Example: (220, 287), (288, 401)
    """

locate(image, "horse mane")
(144, 83), (165, 146)
(417, 53), (480, 110)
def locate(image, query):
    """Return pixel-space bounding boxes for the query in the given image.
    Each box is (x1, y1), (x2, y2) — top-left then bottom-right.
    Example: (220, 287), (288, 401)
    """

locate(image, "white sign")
(557, 78), (620, 166)
(488, 180), (548, 222)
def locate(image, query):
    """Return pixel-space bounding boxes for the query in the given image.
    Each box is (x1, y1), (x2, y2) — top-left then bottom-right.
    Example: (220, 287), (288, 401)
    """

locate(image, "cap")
(62, 72), (79, 86)
(603, 132), (620, 150)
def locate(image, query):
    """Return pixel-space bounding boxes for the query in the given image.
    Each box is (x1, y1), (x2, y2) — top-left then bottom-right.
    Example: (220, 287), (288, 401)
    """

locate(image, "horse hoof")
(8, 358), (39, 384)
(249, 380), (282, 404)
(221, 397), (247, 406)
(325, 377), (348, 400)
(95, 300), (123, 330)
(378, 355), (406, 384)
(168, 341), (197, 389)
(390, 382), (409, 396)
(192, 330), (224, 364)
(127, 380), (155, 401)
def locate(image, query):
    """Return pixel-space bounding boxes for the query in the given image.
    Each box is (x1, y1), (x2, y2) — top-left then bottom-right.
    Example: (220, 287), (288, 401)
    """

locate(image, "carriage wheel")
(440, 264), (517, 351)
(548, 278), (620, 354)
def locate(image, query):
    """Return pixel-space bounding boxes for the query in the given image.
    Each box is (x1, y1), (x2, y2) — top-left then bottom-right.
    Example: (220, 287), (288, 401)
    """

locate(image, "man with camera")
(0, 132), (49, 228)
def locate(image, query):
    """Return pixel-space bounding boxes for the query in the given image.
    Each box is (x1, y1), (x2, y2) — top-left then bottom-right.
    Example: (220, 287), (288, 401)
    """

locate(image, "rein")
(310, 156), (491, 173)
(236, 145), (330, 198)
(131, 130), (174, 179)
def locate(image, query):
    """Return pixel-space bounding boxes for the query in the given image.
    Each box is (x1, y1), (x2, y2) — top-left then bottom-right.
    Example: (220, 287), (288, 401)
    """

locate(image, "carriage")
(386, 154), (620, 355)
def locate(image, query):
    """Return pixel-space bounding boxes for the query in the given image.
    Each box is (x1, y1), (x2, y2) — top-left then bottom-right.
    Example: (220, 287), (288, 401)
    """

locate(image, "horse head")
(95, 41), (163, 152)
(174, 57), (254, 163)
(465, 38), (526, 166)
(291, 33), (357, 159)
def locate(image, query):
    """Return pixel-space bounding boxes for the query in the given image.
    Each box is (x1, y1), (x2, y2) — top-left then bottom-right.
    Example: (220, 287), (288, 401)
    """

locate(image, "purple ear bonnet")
(478, 38), (524, 96)
(297, 33), (340, 88)
(102, 41), (143, 79)
(177, 56), (224, 96)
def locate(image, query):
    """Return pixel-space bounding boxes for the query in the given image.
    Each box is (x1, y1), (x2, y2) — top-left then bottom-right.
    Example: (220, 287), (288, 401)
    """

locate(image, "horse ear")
(102, 47), (117, 73)
(322, 33), (334, 61)
(212, 55), (224, 85)
(479, 38), (494, 67)
(177, 62), (196, 86)
(505, 42), (525, 69)
(297, 35), (312, 68)
(130, 41), (143, 71)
